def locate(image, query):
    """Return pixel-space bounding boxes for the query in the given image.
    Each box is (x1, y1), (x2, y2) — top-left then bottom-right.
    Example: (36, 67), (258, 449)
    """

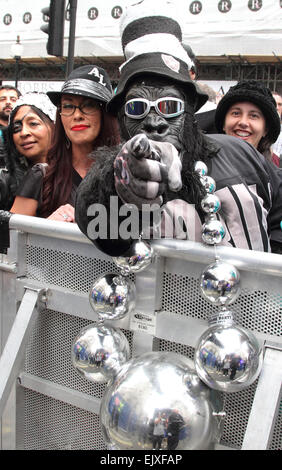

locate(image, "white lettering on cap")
(88, 67), (107, 87)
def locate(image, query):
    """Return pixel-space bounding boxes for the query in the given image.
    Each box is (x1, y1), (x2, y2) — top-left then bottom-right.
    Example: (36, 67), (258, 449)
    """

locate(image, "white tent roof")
(0, 0), (281, 60)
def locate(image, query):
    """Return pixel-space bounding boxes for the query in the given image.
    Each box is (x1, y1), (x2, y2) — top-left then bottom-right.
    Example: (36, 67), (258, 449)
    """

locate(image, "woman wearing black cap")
(10, 65), (120, 221)
(214, 80), (281, 165)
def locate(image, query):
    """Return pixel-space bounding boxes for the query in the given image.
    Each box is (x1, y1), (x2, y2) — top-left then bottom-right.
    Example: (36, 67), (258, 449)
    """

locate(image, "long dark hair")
(257, 135), (273, 162)
(40, 106), (120, 218)
(176, 101), (218, 210)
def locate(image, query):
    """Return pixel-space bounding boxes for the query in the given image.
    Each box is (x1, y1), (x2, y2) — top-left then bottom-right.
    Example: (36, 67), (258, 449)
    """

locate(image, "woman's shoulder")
(16, 163), (48, 200)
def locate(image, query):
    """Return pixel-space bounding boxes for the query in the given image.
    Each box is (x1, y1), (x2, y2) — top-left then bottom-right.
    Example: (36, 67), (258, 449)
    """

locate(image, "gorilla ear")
(191, 93), (201, 112)
(117, 111), (131, 141)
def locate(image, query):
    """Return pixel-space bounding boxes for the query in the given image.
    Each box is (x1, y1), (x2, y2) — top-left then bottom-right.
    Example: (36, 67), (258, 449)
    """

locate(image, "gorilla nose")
(142, 114), (169, 138)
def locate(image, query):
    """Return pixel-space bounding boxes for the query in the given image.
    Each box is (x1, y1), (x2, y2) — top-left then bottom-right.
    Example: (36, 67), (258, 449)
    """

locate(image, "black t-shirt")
(16, 164), (82, 211)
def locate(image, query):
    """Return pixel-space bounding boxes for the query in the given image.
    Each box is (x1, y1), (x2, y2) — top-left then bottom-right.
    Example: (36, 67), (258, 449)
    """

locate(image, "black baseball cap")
(47, 65), (113, 106)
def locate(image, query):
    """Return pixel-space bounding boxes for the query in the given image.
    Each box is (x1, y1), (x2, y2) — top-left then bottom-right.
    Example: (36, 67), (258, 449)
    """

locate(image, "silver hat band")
(61, 78), (112, 103)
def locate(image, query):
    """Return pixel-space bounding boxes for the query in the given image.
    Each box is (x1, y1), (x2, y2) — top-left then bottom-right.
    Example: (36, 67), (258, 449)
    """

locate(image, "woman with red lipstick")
(215, 80), (281, 165)
(9, 65), (120, 221)
(0, 92), (56, 211)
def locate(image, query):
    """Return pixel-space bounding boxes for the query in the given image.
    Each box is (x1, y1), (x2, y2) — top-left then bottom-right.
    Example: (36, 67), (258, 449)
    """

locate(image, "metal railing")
(0, 214), (281, 450)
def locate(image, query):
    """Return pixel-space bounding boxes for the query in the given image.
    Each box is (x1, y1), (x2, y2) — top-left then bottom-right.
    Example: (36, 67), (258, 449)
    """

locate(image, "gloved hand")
(114, 134), (182, 209)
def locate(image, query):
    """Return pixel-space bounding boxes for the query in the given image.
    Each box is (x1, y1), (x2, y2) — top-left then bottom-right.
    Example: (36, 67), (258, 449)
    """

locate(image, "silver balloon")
(194, 318), (263, 392)
(89, 273), (136, 321)
(112, 239), (153, 275)
(201, 194), (221, 214)
(200, 175), (216, 194)
(194, 160), (208, 176)
(71, 324), (130, 383)
(100, 351), (224, 450)
(200, 260), (240, 306)
(202, 218), (225, 245)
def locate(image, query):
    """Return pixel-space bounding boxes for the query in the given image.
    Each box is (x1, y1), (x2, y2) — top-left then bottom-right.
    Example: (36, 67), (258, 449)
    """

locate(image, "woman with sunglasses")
(10, 65), (120, 221)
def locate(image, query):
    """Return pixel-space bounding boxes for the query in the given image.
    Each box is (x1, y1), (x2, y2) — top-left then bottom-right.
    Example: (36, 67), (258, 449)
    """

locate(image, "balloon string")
(97, 317), (105, 327)
(214, 243), (219, 262)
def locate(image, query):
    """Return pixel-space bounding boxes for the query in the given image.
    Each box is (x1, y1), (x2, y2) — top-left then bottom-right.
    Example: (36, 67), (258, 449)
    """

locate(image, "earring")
(65, 136), (71, 149)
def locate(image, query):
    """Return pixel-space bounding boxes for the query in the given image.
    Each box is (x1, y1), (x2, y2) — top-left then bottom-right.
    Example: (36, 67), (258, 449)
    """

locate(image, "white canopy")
(0, 0), (281, 60)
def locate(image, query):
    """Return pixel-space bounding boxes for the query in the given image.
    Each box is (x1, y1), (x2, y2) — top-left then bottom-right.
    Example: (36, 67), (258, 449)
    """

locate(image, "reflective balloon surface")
(71, 324), (130, 383)
(100, 351), (223, 450)
(200, 175), (216, 194)
(194, 160), (208, 177)
(112, 239), (153, 275)
(202, 218), (226, 245)
(201, 194), (221, 214)
(200, 260), (240, 305)
(89, 273), (136, 321)
(194, 324), (263, 392)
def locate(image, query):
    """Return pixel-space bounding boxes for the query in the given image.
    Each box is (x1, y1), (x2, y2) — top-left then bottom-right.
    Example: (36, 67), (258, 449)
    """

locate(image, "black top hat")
(215, 80), (281, 143)
(106, 1), (207, 115)
(47, 65), (113, 107)
(107, 53), (207, 115)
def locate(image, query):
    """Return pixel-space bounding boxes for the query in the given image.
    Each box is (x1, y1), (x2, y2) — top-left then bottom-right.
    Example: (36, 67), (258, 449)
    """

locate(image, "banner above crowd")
(0, 0), (281, 59)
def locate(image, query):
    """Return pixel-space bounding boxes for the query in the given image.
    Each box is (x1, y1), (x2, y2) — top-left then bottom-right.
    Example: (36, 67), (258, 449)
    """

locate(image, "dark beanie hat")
(107, 1), (208, 115)
(215, 80), (281, 143)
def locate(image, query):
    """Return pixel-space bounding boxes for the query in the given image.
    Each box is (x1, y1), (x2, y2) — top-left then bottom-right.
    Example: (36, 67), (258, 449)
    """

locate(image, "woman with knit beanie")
(214, 80), (281, 165)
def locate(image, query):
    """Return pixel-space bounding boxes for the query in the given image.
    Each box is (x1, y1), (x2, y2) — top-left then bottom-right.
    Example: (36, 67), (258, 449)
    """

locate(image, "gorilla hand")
(114, 134), (182, 210)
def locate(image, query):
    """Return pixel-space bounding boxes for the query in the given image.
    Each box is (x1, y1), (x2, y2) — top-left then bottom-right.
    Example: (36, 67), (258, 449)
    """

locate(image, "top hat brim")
(107, 53), (208, 115)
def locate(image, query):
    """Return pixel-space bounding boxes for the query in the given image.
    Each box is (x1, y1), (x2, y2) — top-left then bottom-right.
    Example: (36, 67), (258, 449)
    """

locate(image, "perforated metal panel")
(160, 271), (282, 450)
(161, 272), (282, 337)
(24, 309), (133, 400)
(19, 389), (105, 450)
(21, 308), (134, 450)
(26, 243), (135, 293)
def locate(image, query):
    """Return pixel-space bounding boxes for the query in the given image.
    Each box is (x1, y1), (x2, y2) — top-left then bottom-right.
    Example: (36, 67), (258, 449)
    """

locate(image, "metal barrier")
(0, 214), (281, 450)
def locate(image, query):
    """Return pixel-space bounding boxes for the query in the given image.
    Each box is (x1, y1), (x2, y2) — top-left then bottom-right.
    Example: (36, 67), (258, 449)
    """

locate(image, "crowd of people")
(0, 66), (120, 219)
(1, 3), (282, 258)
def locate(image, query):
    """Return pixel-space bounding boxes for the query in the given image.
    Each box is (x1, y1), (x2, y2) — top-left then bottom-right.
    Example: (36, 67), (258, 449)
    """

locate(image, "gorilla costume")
(75, 3), (282, 256)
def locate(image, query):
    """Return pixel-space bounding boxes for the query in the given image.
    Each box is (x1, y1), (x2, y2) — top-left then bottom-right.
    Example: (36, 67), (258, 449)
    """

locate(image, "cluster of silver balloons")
(71, 238), (227, 450)
(194, 161), (226, 246)
(71, 171), (264, 449)
(100, 351), (225, 450)
(195, 260), (263, 392)
(72, 239), (154, 383)
(194, 161), (263, 392)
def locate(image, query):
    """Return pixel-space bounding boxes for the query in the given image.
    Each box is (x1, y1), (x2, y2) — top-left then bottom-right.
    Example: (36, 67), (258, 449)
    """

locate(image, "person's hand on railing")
(47, 203), (75, 222)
